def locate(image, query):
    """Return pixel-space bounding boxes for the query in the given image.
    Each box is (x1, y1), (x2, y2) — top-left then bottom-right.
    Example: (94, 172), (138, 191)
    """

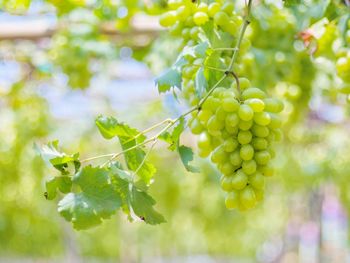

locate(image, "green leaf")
(96, 116), (156, 185)
(178, 145), (200, 173)
(110, 165), (133, 220)
(58, 166), (121, 230)
(110, 167), (165, 225)
(201, 21), (234, 49)
(35, 141), (80, 175)
(181, 42), (210, 58)
(155, 68), (182, 93)
(96, 116), (145, 141)
(195, 67), (208, 98)
(130, 187), (166, 225)
(159, 117), (185, 151)
(45, 176), (72, 200)
(155, 52), (189, 94)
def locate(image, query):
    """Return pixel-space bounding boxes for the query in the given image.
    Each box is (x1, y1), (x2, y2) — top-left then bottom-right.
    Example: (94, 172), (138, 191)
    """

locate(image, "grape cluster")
(189, 82), (284, 211)
(160, 0), (242, 47)
(158, 0), (249, 106)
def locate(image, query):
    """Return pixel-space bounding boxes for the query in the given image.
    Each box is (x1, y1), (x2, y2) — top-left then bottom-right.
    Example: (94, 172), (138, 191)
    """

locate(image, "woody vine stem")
(81, 0), (254, 168)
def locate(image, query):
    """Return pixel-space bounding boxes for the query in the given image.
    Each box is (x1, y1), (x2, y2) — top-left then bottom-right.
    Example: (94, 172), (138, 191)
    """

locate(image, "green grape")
(238, 104), (254, 121)
(225, 191), (239, 209)
(263, 98), (284, 113)
(259, 164), (274, 177)
(193, 12), (209, 26)
(198, 148), (211, 158)
(207, 115), (224, 132)
(159, 11), (177, 27)
(216, 106), (227, 121)
(252, 138), (268, 150)
(238, 78), (251, 90)
(239, 186), (257, 209)
(255, 151), (271, 165)
(203, 96), (220, 111)
(231, 169), (248, 190)
(254, 189), (264, 201)
(252, 124), (269, 137)
(249, 172), (265, 189)
(197, 2), (208, 12)
(268, 113), (282, 129)
(240, 144), (254, 161)
(221, 175), (233, 191)
(221, 2), (234, 14)
(242, 160), (257, 175)
(225, 125), (239, 135)
(229, 150), (242, 166)
(189, 118), (203, 134)
(214, 11), (230, 26)
(208, 2), (221, 17)
(225, 113), (239, 127)
(238, 119), (253, 131)
(198, 109), (212, 123)
(211, 145), (227, 164)
(177, 5), (191, 21)
(245, 98), (265, 112)
(237, 130), (252, 144)
(212, 136), (224, 148)
(242, 88), (267, 100)
(253, 112), (271, 126)
(220, 162), (235, 176)
(222, 98), (239, 112)
(221, 130), (230, 139)
(197, 132), (211, 150)
(224, 138), (238, 152)
(222, 21), (239, 36)
(169, 22), (183, 36)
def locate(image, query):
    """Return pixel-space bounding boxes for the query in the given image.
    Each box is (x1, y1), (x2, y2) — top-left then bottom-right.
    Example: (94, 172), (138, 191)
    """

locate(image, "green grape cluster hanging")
(160, 0), (243, 46)
(159, 0), (251, 106)
(189, 82), (284, 211)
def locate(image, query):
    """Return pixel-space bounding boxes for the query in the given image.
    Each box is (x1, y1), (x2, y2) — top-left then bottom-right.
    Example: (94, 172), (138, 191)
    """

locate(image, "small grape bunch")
(159, 0), (243, 48)
(189, 79), (284, 211)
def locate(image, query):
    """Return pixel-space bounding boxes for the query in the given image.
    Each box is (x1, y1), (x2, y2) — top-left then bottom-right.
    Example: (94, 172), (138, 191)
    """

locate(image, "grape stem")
(81, 1), (254, 170)
(227, 0), (253, 97)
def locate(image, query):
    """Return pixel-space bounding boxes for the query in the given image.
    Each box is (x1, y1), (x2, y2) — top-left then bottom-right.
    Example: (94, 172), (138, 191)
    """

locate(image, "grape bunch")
(158, 0), (250, 106)
(159, 0), (242, 48)
(189, 81), (284, 211)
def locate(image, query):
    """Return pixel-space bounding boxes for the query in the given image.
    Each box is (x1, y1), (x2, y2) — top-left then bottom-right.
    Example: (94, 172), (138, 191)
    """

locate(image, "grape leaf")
(155, 68), (182, 93)
(159, 117), (185, 151)
(95, 115), (145, 141)
(45, 176), (72, 200)
(110, 166), (165, 225)
(58, 166), (122, 230)
(96, 116), (156, 185)
(130, 187), (165, 225)
(35, 140), (80, 175)
(178, 145), (200, 173)
(181, 42), (210, 58)
(195, 67), (208, 98)
(201, 21), (234, 49)
(155, 56), (187, 93)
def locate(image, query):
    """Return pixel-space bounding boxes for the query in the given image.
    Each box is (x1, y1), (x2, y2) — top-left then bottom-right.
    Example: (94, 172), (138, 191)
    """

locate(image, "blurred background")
(1, 0), (350, 262)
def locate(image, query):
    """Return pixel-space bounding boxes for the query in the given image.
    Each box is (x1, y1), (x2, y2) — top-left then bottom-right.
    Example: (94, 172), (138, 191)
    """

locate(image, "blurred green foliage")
(1, 0), (350, 261)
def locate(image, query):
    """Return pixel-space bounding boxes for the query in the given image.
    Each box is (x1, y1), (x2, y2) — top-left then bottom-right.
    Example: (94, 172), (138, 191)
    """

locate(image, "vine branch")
(81, 0), (254, 169)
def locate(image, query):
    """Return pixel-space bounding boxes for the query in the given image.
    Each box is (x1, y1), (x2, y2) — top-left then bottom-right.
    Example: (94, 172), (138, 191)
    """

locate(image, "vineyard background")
(1, 0), (350, 262)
